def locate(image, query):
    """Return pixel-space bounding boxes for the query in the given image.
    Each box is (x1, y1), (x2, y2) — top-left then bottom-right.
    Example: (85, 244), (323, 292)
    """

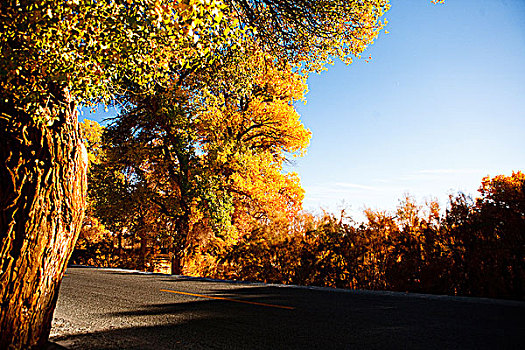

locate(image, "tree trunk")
(171, 253), (183, 275)
(171, 215), (190, 275)
(0, 92), (87, 348)
(139, 232), (148, 271)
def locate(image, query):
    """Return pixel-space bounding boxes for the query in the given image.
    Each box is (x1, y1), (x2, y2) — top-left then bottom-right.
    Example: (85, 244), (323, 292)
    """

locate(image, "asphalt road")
(51, 267), (524, 349)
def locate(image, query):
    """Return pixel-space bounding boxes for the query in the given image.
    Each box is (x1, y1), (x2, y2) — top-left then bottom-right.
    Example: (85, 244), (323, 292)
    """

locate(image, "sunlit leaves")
(0, 0), (240, 123)
(80, 119), (105, 165)
(228, 0), (390, 73)
(478, 171), (525, 213)
(211, 172), (523, 300)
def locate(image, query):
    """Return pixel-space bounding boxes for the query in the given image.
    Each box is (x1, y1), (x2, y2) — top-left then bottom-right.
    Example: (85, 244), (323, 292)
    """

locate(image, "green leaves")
(1, 0), (241, 121)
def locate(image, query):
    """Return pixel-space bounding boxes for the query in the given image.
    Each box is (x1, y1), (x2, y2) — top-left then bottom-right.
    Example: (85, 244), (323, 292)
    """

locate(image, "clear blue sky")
(82, 0), (525, 221)
(287, 0), (525, 219)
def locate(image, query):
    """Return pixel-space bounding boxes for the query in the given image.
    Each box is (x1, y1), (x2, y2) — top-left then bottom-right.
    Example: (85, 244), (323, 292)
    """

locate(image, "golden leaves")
(1, 0), (239, 121)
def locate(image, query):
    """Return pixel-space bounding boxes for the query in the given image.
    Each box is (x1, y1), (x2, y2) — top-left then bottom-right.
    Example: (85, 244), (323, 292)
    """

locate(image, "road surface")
(51, 267), (524, 349)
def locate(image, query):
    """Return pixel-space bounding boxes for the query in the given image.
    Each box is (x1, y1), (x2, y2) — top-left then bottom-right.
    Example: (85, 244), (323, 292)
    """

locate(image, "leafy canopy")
(1, 0), (239, 122)
(1, 0), (392, 124)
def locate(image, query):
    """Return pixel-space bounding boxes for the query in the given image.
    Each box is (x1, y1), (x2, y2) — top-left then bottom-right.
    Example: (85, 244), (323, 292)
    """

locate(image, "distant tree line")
(211, 174), (524, 300)
(202, 172), (524, 300)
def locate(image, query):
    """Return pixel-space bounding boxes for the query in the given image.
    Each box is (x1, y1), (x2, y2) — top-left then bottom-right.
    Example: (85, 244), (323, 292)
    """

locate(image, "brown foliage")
(77, 130), (524, 301)
(77, 172), (524, 300)
(200, 173), (524, 300)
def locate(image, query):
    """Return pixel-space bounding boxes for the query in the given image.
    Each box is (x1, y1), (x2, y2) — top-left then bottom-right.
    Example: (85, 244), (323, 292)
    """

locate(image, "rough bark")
(0, 91), (88, 349)
(171, 215), (190, 276)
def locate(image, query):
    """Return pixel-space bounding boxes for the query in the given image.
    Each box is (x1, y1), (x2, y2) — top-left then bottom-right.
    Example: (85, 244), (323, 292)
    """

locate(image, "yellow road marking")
(160, 289), (295, 310)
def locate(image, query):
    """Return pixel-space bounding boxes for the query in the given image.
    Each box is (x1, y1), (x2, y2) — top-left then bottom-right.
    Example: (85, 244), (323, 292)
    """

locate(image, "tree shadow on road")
(51, 285), (525, 350)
